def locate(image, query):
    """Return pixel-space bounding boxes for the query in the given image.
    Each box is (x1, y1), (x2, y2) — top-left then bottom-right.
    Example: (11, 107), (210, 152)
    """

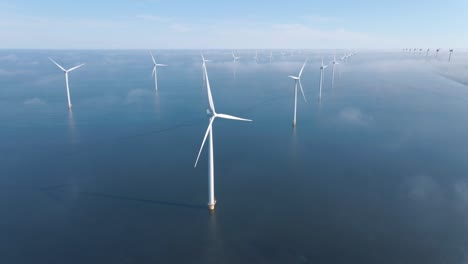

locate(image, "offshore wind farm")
(1, 1), (468, 264)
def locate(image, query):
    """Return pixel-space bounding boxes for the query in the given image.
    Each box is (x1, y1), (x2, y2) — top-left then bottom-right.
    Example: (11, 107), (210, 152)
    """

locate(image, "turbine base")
(292, 122), (296, 128)
(208, 200), (217, 211)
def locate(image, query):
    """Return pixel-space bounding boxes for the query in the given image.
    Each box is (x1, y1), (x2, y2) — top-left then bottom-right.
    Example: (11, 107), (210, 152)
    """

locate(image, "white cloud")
(0, 68), (29, 76)
(24, 97), (46, 105)
(0, 54), (18, 62)
(406, 175), (442, 203)
(125, 89), (153, 104)
(454, 180), (468, 205)
(170, 24), (191, 33)
(300, 15), (341, 24)
(0, 12), (388, 49)
(136, 14), (172, 23)
(338, 107), (369, 125)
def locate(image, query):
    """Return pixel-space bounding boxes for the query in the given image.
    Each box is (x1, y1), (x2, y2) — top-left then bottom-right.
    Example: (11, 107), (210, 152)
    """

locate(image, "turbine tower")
(319, 58), (328, 100)
(149, 51), (168, 92)
(449, 49), (453, 62)
(287, 58), (308, 127)
(253, 50), (258, 63)
(426, 48), (430, 57)
(195, 61), (252, 211)
(49, 58), (85, 109)
(436, 48), (440, 57)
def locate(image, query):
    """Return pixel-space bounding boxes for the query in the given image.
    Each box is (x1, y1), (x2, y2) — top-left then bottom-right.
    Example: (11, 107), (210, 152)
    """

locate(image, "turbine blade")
(68, 63), (85, 72)
(156, 64), (168, 66)
(49, 58), (66, 71)
(216, 113), (252, 122)
(299, 79), (307, 102)
(152, 67), (156, 77)
(204, 66), (216, 113)
(194, 118), (214, 167)
(288, 75), (299, 80)
(149, 50), (156, 65)
(299, 57), (308, 77)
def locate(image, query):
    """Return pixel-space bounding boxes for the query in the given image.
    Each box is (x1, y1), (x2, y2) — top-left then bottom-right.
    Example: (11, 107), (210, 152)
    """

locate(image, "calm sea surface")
(1, 50), (468, 263)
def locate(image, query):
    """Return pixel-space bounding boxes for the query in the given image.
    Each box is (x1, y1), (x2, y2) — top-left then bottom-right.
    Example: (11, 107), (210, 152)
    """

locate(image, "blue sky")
(1, 0), (467, 49)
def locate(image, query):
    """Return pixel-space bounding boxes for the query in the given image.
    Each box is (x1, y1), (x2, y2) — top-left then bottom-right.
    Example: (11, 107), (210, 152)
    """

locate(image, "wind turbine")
(253, 50), (258, 63)
(318, 58), (328, 100)
(49, 58), (85, 109)
(149, 51), (168, 92)
(436, 48), (440, 57)
(232, 51), (240, 62)
(269, 50), (273, 62)
(194, 62), (252, 211)
(449, 49), (453, 62)
(426, 48), (430, 57)
(287, 58), (308, 127)
(331, 56), (339, 88)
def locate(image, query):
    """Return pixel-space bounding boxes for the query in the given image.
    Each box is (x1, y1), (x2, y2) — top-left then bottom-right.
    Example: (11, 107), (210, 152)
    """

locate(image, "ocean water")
(1, 49), (468, 263)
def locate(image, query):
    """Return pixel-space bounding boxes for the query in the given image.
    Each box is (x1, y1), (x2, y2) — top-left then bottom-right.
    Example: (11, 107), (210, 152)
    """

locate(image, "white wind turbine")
(269, 50), (273, 62)
(319, 58), (328, 100)
(287, 58), (308, 127)
(331, 56), (339, 88)
(426, 48), (430, 57)
(232, 51), (240, 62)
(149, 51), (168, 92)
(194, 62), (252, 211)
(253, 50), (258, 63)
(436, 48), (440, 57)
(449, 49), (454, 62)
(49, 58), (85, 109)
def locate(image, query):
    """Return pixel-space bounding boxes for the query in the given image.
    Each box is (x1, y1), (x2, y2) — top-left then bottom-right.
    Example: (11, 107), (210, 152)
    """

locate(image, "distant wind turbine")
(426, 48), (430, 57)
(331, 56), (339, 88)
(449, 49), (453, 62)
(269, 50), (273, 62)
(194, 61), (252, 211)
(319, 58), (328, 100)
(436, 48), (440, 57)
(288, 58), (308, 127)
(149, 51), (167, 92)
(253, 50), (258, 63)
(232, 51), (240, 62)
(49, 58), (85, 109)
